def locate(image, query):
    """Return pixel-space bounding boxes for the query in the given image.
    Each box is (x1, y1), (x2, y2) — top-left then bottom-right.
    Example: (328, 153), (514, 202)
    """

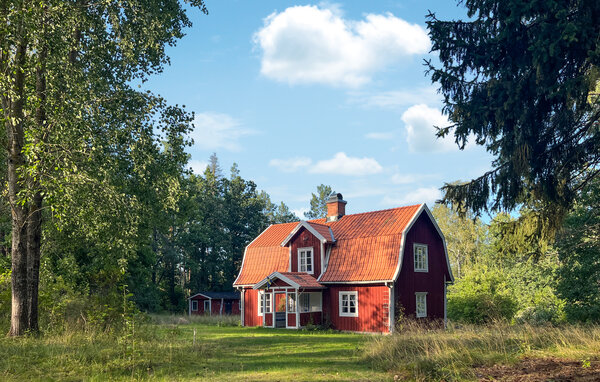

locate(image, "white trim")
(320, 242), (325, 279)
(288, 246), (292, 272)
(392, 204), (424, 281)
(191, 300), (199, 312)
(188, 299), (192, 316)
(388, 283), (394, 333)
(253, 271), (325, 290)
(298, 247), (314, 274)
(281, 221), (328, 246)
(240, 287), (245, 326)
(296, 289), (300, 328)
(339, 291), (358, 317)
(416, 292), (427, 318)
(422, 204), (455, 282)
(233, 225), (271, 286)
(320, 280), (391, 284)
(413, 243), (429, 272)
(443, 275), (447, 328)
(258, 290), (273, 317)
(392, 204), (455, 283)
(203, 299), (210, 315)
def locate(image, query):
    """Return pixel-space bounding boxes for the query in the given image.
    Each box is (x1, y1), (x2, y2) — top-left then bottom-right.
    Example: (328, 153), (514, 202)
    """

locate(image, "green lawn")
(0, 318), (390, 381)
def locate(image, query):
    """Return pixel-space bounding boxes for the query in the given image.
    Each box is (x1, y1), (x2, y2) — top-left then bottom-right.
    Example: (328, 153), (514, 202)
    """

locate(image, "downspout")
(444, 275), (447, 329)
(388, 282), (395, 333)
(296, 288), (300, 328)
(220, 298), (224, 316)
(188, 298), (191, 317)
(239, 287), (245, 326)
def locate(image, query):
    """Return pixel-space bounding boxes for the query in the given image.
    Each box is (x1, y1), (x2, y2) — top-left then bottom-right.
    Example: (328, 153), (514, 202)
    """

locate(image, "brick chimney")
(326, 193), (347, 222)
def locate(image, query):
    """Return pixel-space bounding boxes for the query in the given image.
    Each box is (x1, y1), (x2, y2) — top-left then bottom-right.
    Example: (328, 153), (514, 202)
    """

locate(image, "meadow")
(0, 315), (599, 381)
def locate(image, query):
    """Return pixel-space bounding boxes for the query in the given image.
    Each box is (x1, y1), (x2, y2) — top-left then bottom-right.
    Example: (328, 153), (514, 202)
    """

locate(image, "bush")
(447, 265), (518, 323)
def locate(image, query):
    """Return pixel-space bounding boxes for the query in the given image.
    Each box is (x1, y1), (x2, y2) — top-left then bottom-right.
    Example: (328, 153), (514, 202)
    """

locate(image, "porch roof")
(253, 271), (325, 290)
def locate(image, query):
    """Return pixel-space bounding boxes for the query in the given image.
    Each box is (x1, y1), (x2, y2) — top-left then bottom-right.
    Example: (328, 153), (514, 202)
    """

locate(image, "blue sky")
(143, 1), (493, 217)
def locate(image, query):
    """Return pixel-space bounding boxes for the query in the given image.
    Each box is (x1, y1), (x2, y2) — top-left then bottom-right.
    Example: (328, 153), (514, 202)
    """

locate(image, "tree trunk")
(26, 192), (42, 332)
(8, 38), (29, 337)
(26, 25), (48, 333)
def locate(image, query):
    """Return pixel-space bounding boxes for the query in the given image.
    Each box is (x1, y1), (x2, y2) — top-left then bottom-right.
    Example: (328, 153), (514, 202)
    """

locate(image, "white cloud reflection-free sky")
(142, 1), (493, 216)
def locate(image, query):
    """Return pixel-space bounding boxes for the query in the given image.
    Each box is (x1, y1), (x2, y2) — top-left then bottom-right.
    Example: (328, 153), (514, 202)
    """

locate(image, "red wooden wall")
(243, 288), (261, 326)
(395, 212), (450, 321)
(290, 228), (322, 277)
(323, 285), (390, 333)
(190, 295), (240, 315)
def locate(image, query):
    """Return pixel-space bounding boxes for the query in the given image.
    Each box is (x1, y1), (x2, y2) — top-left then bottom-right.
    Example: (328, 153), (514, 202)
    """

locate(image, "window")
(258, 291), (272, 316)
(191, 300), (198, 311)
(414, 244), (428, 272)
(298, 248), (314, 274)
(287, 292), (296, 313)
(339, 291), (358, 317)
(203, 300), (210, 313)
(299, 292), (322, 313)
(416, 292), (427, 318)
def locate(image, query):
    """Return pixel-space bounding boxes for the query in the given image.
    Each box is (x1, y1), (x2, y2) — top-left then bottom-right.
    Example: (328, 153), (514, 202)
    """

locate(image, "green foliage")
(557, 177), (600, 322)
(427, 0), (600, 226)
(432, 203), (486, 278)
(447, 265), (518, 324)
(304, 184), (333, 219)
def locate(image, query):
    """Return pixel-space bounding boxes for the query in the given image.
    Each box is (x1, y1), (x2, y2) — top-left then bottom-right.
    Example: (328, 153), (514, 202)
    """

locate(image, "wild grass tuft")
(363, 320), (600, 381)
(148, 313), (241, 327)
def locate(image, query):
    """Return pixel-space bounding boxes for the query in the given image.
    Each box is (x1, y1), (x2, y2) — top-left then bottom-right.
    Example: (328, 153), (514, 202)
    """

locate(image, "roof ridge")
(307, 203), (422, 223)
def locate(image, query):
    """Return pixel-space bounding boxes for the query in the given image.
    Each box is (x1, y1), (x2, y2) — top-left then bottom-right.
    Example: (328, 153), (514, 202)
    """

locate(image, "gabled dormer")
(281, 221), (335, 279)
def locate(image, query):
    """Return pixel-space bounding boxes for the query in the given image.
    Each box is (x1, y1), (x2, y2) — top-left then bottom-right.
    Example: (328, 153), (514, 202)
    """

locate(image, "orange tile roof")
(233, 223), (296, 285)
(233, 205), (422, 285)
(307, 222), (334, 242)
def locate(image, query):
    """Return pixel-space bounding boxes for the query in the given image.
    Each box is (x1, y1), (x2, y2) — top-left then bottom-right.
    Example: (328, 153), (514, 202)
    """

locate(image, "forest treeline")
(0, 151), (299, 330)
(433, 176), (600, 325)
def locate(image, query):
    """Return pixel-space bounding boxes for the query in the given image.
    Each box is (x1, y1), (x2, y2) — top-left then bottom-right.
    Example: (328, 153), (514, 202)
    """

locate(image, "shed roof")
(189, 291), (240, 300)
(234, 204), (423, 285)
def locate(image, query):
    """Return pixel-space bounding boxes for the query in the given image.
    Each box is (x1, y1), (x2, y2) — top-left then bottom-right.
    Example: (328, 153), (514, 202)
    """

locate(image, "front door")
(275, 292), (286, 328)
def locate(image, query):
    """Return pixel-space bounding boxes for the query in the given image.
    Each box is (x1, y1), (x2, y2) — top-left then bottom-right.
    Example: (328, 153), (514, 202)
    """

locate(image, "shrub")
(447, 265), (518, 323)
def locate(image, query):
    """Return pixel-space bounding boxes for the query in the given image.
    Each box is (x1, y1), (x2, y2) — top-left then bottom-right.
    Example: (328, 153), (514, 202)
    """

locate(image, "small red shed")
(188, 291), (241, 316)
(233, 193), (453, 333)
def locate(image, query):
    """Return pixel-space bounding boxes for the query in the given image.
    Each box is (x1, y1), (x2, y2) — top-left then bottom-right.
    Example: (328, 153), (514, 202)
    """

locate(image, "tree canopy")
(427, 0), (600, 226)
(304, 184), (333, 219)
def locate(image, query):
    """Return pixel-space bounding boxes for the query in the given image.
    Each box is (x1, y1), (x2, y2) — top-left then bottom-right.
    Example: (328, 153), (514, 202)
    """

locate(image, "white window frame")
(258, 291), (272, 316)
(298, 247), (314, 274)
(299, 292), (323, 313)
(416, 292), (427, 318)
(203, 300), (210, 314)
(191, 300), (198, 311)
(339, 291), (358, 317)
(414, 243), (429, 272)
(287, 291), (297, 313)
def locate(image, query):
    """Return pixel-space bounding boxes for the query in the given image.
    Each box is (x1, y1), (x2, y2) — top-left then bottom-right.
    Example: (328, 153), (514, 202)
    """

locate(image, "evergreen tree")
(304, 184), (333, 219)
(427, 0), (600, 229)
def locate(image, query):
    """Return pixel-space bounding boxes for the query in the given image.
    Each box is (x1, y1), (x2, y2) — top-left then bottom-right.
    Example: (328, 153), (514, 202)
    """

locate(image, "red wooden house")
(233, 194), (454, 333)
(188, 291), (241, 316)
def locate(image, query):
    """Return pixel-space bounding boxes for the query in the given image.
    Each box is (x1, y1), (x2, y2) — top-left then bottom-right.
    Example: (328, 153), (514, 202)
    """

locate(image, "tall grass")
(364, 321), (600, 381)
(149, 313), (240, 327)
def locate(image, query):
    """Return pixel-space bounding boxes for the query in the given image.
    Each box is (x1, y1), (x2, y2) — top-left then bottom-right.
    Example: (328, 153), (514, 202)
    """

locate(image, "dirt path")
(477, 357), (600, 381)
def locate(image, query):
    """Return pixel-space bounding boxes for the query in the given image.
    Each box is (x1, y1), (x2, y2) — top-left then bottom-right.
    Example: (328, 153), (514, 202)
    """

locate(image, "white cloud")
(191, 112), (254, 152)
(365, 131), (396, 140)
(254, 5), (430, 87)
(269, 157), (312, 172)
(352, 87), (439, 109)
(401, 104), (458, 153)
(309, 152), (383, 176)
(188, 160), (209, 174)
(383, 187), (442, 206)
